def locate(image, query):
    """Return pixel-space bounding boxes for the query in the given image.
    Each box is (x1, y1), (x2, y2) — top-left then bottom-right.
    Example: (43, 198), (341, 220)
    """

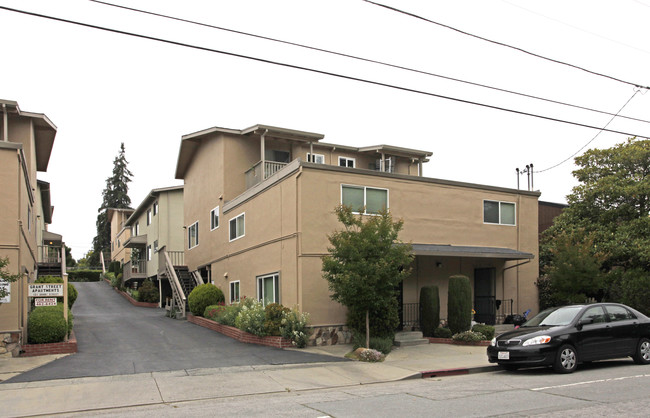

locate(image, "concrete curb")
(419, 364), (499, 379)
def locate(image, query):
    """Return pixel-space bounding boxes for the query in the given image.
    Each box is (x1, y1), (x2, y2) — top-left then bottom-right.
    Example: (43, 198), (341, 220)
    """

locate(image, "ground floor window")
(256, 273), (279, 306)
(230, 280), (240, 303)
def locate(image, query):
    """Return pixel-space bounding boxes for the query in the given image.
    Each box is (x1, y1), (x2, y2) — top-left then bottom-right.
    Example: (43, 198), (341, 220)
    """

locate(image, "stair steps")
(394, 331), (429, 347)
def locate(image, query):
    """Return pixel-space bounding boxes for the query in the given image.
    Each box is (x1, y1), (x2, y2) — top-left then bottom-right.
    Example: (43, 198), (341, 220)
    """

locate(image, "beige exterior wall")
(109, 209), (133, 266)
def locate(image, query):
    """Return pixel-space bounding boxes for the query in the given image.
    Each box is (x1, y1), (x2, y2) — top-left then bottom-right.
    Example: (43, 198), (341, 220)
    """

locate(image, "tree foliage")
(0, 257), (21, 301)
(541, 138), (650, 314)
(322, 206), (413, 347)
(88, 143), (133, 266)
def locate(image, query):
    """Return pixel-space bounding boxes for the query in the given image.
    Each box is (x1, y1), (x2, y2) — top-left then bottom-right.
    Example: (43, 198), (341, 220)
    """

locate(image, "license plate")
(498, 351), (510, 360)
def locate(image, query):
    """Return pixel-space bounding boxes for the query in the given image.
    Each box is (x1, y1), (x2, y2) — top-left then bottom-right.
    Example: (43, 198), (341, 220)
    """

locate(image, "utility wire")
(1, 5), (648, 140)
(89, 0), (650, 125)
(363, 0), (650, 90)
(535, 89), (640, 173)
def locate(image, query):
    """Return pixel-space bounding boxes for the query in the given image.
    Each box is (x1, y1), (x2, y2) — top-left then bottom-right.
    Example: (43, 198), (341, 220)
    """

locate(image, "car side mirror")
(577, 318), (593, 330)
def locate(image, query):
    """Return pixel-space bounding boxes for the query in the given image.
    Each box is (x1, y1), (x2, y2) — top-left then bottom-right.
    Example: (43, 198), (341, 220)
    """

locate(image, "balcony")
(245, 160), (288, 189)
(123, 259), (147, 283)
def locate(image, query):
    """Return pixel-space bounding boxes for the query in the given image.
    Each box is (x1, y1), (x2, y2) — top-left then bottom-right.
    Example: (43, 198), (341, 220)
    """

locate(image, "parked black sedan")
(487, 303), (650, 373)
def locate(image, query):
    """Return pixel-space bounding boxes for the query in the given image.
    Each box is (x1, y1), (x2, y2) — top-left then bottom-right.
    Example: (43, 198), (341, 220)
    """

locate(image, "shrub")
(351, 333), (394, 354)
(67, 283), (78, 308)
(452, 330), (486, 342)
(204, 303), (226, 321)
(35, 276), (77, 308)
(138, 280), (159, 303)
(346, 297), (398, 340)
(68, 270), (102, 282)
(217, 303), (243, 326)
(264, 303), (290, 336)
(358, 348), (385, 362)
(471, 324), (495, 340)
(448, 275), (472, 334)
(28, 304), (69, 343)
(419, 286), (440, 337)
(235, 298), (267, 336)
(280, 307), (311, 348)
(188, 283), (225, 316)
(108, 261), (121, 276)
(433, 327), (453, 338)
(606, 268), (650, 316)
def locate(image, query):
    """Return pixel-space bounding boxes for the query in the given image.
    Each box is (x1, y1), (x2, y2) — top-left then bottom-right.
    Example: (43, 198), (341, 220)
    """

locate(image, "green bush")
(67, 283), (78, 308)
(109, 261), (121, 276)
(419, 286), (440, 337)
(471, 324), (495, 340)
(346, 297), (399, 340)
(188, 284), (225, 316)
(448, 275), (472, 334)
(452, 330), (486, 342)
(204, 304), (227, 321)
(264, 303), (290, 336)
(279, 307), (310, 348)
(67, 270), (101, 282)
(217, 302), (243, 326)
(34, 276), (77, 308)
(606, 268), (650, 316)
(433, 327), (453, 338)
(28, 303), (70, 343)
(352, 333), (394, 354)
(235, 298), (267, 336)
(138, 280), (159, 303)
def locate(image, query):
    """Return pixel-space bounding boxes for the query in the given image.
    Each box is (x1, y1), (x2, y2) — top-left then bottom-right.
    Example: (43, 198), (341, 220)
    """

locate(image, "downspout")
(295, 168), (303, 309)
(260, 129), (268, 180)
(309, 141), (314, 162)
(380, 152), (385, 172)
(418, 159), (423, 177)
(3, 103), (8, 141)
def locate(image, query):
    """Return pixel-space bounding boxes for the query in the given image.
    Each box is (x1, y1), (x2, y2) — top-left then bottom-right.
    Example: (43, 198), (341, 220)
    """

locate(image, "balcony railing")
(37, 245), (61, 264)
(400, 303), (420, 331)
(245, 160), (288, 189)
(123, 259), (147, 283)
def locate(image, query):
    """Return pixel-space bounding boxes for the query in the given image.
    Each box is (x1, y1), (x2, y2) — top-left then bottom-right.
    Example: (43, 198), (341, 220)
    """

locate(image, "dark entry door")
(474, 268), (496, 325)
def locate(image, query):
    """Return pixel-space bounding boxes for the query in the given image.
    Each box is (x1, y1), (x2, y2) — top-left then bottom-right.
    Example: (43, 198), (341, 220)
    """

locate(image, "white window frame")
(153, 240), (158, 252)
(210, 206), (220, 231)
(188, 221), (199, 249)
(483, 200), (516, 226)
(229, 212), (245, 242)
(341, 184), (389, 215)
(338, 156), (355, 168)
(256, 273), (280, 305)
(146, 209), (152, 226)
(134, 222), (140, 236)
(307, 153), (325, 164)
(229, 280), (240, 304)
(153, 202), (158, 216)
(146, 245), (152, 261)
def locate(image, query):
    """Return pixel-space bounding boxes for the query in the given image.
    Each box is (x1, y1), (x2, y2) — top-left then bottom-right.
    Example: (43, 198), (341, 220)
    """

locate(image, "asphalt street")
(5, 280), (342, 383)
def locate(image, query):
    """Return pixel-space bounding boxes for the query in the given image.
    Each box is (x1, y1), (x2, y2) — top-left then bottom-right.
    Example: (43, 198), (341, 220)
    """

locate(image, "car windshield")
(522, 306), (583, 327)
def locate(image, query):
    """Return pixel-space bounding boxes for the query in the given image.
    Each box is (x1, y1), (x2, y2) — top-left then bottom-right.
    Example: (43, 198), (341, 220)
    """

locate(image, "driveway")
(6, 281), (343, 382)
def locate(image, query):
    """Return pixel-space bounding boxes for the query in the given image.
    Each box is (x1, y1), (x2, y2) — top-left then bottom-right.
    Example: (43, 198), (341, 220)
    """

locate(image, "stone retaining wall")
(21, 330), (78, 357)
(0, 332), (21, 358)
(187, 314), (294, 348)
(308, 325), (352, 346)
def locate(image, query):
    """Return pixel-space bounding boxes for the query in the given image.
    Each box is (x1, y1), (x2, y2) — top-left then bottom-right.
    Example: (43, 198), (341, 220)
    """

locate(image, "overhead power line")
(1, 5), (648, 140)
(363, 0), (650, 90)
(89, 0), (650, 125)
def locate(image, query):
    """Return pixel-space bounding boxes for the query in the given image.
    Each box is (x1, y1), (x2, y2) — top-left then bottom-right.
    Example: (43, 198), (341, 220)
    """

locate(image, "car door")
(603, 305), (638, 357)
(575, 306), (610, 361)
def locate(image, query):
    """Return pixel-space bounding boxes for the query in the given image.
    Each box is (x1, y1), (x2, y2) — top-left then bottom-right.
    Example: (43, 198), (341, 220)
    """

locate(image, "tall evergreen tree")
(88, 143), (133, 266)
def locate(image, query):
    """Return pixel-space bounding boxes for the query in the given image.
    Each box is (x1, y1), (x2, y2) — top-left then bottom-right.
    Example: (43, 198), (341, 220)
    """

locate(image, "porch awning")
(411, 244), (534, 260)
(42, 230), (62, 246)
(124, 234), (147, 248)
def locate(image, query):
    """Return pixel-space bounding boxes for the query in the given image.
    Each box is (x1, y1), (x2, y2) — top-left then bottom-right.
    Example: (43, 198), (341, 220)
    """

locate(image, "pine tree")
(88, 143), (133, 266)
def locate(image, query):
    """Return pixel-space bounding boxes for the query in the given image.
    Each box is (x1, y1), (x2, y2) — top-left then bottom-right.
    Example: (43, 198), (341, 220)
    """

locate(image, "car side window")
(580, 306), (607, 324)
(605, 305), (635, 322)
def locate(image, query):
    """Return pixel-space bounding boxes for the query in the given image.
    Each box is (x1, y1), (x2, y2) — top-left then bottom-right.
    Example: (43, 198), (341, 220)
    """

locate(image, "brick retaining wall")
(428, 337), (490, 346)
(187, 314), (294, 348)
(115, 288), (159, 308)
(21, 330), (78, 357)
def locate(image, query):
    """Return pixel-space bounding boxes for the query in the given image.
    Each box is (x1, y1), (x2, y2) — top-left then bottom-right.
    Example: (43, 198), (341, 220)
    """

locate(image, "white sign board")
(0, 281), (10, 303)
(28, 283), (64, 297)
(35, 297), (57, 307)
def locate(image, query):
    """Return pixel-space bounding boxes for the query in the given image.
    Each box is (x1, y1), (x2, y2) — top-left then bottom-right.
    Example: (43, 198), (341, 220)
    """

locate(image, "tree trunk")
(366, 309), (370, 348)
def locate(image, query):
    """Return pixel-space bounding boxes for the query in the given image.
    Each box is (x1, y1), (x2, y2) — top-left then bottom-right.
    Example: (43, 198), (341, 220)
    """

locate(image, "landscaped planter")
(115, 288), (159, 308)
(187, 313), (294, 349)
(427, 337), (490, 347)
(21, 330), (78, 357)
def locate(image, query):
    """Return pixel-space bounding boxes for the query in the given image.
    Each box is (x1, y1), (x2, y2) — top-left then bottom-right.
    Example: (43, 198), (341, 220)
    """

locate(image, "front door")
(474, 268), (496, 325)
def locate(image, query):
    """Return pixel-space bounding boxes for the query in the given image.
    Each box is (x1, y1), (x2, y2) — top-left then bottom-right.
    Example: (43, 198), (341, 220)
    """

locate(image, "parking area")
(5, 281), (343, 382)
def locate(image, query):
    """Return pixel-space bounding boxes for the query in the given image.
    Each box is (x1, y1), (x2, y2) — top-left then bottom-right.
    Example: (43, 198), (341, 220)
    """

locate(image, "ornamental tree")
(0, 257), (21, 302)
(322, 206), (413, 348)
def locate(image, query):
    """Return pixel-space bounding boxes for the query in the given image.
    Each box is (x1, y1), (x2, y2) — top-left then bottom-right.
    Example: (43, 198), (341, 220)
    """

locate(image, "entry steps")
(394, 331), (429, 347)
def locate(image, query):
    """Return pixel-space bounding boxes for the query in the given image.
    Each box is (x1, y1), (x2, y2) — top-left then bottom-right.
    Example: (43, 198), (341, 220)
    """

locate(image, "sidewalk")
(0, 343), (496, 417)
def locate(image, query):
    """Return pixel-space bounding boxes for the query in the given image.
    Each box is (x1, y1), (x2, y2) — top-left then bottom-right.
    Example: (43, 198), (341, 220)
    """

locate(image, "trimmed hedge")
(138, 279), (159, 303)
(471, 324), (495, 340)
(28, 303), (73, 344)
(188, 284), (225, 316)
(419, 286), (440, 337)
(448, 275), (472, 334)
(67, 270), (102, 282)
(433, 327), (453, 338)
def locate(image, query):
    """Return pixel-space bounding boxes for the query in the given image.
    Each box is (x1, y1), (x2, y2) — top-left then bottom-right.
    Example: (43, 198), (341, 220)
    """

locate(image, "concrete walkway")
(0, 342), (496, 417)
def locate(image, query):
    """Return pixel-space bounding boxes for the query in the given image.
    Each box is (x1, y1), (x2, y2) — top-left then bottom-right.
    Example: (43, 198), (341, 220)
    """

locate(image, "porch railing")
(245, 160), (288, 189)
(37, 245), (61, 264)
(166, 250), (184, 267)
(401, 303), (420, 331)
(496, 299), (514, 324)
(122, 259), (147, 283)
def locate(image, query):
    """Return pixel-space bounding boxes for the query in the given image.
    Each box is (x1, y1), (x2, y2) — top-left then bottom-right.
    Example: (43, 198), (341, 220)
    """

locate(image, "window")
(146, 245), (152, 261)
(265, 149), (290, 163)
(118, 239), (121, 248)
(153, 240), (158, 252)
(307, 153), (325, 164)
(153, 202), (158, 216)
(339, 157), (355, 168)
(27, 206), (32, 231)
(605, 305), (636, 322)
(134, 222), (140, 236)
(230, 281), (240, 304)
(188, 221), (199, 249)
(229, 213), (245, 241)
(257, 273), (279, 305)
(147, 209), (152, 225)
(483, 200), (516, 225)
(210, 206), (220, 230)
(341, 185), (388, 214)
(580, 306), (606, 324)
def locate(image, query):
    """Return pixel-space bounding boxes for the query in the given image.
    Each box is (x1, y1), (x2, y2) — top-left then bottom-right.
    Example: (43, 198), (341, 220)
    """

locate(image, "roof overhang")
(124, 234), (147, 248)
(37, 180), (52, 224)
(411, 244), (534, 260)
(125, 185), (183, 226)
(358, 144), (432, 162)
(42, 230), (62, 246)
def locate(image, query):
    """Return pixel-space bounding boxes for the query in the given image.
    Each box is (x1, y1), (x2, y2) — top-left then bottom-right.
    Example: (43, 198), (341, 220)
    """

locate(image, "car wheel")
(553, 345), (577, 373)
(632, 337), (650, 365)
(501, 364), (519, 371)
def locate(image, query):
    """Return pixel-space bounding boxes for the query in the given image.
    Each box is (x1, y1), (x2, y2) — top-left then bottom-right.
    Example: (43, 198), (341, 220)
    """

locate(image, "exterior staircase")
(37, 264), (62, 278)
(394, 331), (429, 347)
(175, 266), (196, 310)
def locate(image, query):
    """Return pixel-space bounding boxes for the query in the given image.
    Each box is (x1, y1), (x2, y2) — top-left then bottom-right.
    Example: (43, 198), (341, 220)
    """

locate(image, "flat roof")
(411, 243), (534, 260)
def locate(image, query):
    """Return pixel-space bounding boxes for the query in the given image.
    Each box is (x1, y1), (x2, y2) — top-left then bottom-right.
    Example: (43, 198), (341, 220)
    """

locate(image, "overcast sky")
(2, 0), (649, 260)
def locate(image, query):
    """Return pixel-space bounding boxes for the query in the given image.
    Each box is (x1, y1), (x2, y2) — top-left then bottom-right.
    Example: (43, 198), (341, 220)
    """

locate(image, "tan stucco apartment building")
(108, 208), (134, 267)
(0, 99), (61, 354)
(175, 124), (540, 340)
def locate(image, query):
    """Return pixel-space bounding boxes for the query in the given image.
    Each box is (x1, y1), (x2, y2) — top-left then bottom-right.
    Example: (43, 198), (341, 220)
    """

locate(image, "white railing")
(245, 160), (288, 189)
(163, 249), (186, 318)
(37, 245), (61, 264)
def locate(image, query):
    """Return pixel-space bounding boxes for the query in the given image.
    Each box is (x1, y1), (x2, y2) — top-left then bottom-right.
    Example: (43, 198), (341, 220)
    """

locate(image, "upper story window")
(483, 200), (515, 225)
(27, 205), (32, 231)
(153, 202), (158, 216)
(341, 185), (388, 215)
(339, 157), (355, 168)
(373, 157), (393, 173)
(133, 222), (140, 236)
(210, 206), (220, 230)
(147, 209), (152, 226)
(188, 221), (199, 249)
(146, 245), (152, 261)
(307, 153), (325, 164)
(265, 149), (290, 163)
(229, 213), (245, 241)
(153, 240), (158, 252)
